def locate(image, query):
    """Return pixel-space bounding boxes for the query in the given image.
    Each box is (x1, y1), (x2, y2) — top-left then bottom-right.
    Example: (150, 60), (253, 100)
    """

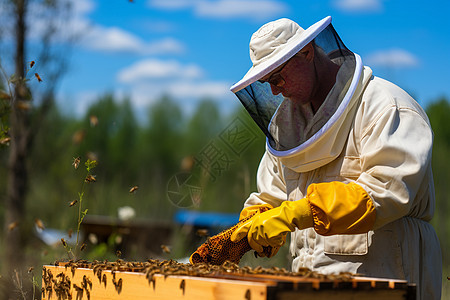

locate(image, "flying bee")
(0, 137), (11, 145)
(8, 221), (19, 231)
(61, 238), (67, 247)
(34, 73), (42, 82)
(72, 130), (86, 145)
(85, 174), (96, 183)
(30, 61), (35, 68)
(116, 250), (122, 258)
(80, 243), (87, 251)
(72, 156), (81, 169)
(89, 115), (98, 127)
(160, 245), (171, 254)
(0, 91), (10, 100)
(196, 229), (209, 237)
(35, 218), (45, 230)
(28, 267), (34, 273)
(69, 199), (78, 207)
(129, 185), (138, 193)
(16, 100), (31, 111)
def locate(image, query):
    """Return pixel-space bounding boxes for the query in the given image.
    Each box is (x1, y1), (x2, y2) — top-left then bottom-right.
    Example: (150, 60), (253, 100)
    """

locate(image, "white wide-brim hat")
(230, 16), (332, 93)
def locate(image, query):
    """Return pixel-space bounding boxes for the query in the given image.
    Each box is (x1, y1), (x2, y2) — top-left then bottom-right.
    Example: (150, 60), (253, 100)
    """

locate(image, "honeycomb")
(189, 206), (271, 265)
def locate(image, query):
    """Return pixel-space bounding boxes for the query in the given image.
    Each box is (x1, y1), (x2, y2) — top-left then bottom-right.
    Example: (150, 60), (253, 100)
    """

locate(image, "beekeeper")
(229, 16), (442, 300)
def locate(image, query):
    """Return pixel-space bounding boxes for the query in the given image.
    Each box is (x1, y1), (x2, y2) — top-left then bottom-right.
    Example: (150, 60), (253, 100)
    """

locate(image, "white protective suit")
(242, 65), (443, 300)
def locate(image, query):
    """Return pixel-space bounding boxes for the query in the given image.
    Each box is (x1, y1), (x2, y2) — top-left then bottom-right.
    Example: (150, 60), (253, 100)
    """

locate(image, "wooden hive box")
(42, 261), (416, 300)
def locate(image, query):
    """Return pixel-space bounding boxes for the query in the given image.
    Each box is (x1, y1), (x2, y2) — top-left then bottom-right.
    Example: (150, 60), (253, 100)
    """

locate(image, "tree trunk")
(4, 0), (29, 276)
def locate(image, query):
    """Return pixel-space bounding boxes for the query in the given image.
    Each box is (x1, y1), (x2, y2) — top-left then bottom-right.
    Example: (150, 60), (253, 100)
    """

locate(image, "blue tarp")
(174, 210), (239, 229)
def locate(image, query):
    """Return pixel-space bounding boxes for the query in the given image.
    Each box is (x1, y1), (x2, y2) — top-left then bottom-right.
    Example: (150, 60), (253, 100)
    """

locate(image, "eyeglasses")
(259, 61), (289, 87)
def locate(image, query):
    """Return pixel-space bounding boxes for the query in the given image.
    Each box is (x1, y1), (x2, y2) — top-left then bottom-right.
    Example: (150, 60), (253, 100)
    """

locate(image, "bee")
(114, 278), (123, 293)
(116, 250), (122, 258)
(89, 115), (98, 127)
(129, 185), (139, 193)
(0, 137), (11, 145)
(179, 279), (185, 295)
(34, 73), (42, 82)
(28, 267), (34, 273)
(0, 91), (10, 100)
(102, 274), (107, 287)
(85, 174), (96, 183)
(245, 289), (251, 300)
(196, 229), (209, 237)
(61, 238), (67, 247)
(69, 199), (78, 207)
(16, 100), (31, 111)
(73, 283), (83, 293)
(80, 243), (87, 251)
(35, 218), (45, 230)
(72, 130), (86, 145)
(30, 61), (35, 68)
(160, 245), (171, 254)
(83, 275), (92, 290)
(8, 221), (19, 231)
(72, 156), (81, 169)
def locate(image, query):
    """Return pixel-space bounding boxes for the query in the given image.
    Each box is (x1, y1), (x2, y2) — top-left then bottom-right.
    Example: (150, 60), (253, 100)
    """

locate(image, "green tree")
(183, 99), (223, 155)
(135, 95), (185, 217)
(427, 98), (450, 266)
(78, 95), (139, 181)
(0, 1), (73, 289)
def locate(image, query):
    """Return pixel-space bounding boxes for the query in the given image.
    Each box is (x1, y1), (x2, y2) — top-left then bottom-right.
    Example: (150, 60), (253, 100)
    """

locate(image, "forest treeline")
(0, 95), (266, 232)
(0, 94), (449, 265)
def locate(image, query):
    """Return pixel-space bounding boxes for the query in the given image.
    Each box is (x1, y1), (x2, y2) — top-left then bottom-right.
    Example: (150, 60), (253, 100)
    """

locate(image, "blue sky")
(47, 0), (450, 117)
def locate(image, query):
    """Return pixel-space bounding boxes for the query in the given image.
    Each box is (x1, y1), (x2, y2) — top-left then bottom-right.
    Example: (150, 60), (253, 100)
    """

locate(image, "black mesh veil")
(234, 81), (284, 140)
(233, 23), (358, 156)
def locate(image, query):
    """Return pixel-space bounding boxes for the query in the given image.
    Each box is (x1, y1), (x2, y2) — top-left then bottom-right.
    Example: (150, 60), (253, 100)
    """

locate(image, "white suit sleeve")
(356, 89), (433, 230)
(243, 150), (287, 208)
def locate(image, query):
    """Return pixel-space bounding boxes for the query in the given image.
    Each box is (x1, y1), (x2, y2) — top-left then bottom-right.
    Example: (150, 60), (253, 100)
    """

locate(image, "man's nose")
(270, 84), (283, 95)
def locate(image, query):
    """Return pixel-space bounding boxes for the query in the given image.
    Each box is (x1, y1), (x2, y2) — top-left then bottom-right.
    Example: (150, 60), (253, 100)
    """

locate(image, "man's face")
(261, 45), (316, 106)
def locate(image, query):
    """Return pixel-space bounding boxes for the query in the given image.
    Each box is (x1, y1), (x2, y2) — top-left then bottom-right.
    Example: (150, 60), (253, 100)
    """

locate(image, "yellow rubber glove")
(231, 198), (313, 257)
(238, 203), (274, 220)
(231, 181), (376, 257)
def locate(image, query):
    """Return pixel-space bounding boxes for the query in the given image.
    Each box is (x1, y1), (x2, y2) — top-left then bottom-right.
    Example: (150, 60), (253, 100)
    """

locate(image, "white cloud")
(167, 81), (230, 98)
(117, 59), (203, 83)
(148, 0), (288, 20)
(115, 58), (232, 112)
(20, 0), (184, 56)
(195, 0), (288, 20)
(71, 0), (96, 16)
(149, 0), (195, 10)
(143, 20), (177, 33)
(126, 80), (230, 105)
(84, 26), (143, 53)
(333, 0), (383, 13)
(364, 48), (419, 68)
(82, 26), (185, 55)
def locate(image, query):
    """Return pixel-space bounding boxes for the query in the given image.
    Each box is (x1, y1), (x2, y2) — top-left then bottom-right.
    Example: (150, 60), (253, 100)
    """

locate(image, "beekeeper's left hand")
(231, 199), (313, 257)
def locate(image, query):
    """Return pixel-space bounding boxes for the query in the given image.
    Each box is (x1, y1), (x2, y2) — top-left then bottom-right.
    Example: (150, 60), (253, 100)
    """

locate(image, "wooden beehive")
(42, 260), (416, 300)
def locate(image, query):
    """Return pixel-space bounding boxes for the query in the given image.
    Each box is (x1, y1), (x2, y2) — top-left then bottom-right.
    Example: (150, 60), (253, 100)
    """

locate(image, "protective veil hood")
(230, 17), (373, 172)
(278, 63), (372, 172)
